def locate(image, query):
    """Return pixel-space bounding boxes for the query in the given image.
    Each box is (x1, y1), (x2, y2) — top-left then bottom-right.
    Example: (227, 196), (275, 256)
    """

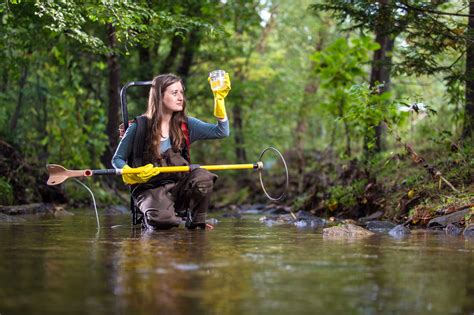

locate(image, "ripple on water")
(173, 263), (200, 271)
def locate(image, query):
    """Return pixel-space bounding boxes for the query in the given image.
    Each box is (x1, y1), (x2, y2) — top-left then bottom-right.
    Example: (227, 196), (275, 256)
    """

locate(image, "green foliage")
(0, 177), (14, 205)
(33, 1), (220, 54)
(403, 173), (425, 188)
(312, 36), (379, 87)
(328, 179), (367, 208)
(344, 83), (397, 148)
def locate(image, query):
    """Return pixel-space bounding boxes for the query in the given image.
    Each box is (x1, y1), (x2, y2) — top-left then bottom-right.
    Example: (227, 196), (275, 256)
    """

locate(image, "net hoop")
(258, 147), (289, 201)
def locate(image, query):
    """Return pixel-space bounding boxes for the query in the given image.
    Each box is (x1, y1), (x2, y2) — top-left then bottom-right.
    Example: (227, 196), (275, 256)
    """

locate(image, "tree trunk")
(160, 35), (183, 74)
(294, 81), (319, 192)
(462, 1), (474, 141)
(139, 46), (152, 99)
(9, 64), (28, 132)
(36, 73), (48, 163)
(177, 29), (201, 81)
(101, 23), (121, 169)
(232, 104), (247, 162)
(294, 30), (325, 192)
(364, 0), (395, 158)
(338, 96), (351, 157)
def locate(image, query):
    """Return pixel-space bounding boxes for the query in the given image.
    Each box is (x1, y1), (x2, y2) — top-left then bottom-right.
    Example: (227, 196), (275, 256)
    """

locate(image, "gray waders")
(133, 148), (217, 230)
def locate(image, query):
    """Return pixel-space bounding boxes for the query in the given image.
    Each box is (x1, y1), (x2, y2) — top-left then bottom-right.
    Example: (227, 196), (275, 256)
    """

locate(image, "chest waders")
(128, 116), (214, 229)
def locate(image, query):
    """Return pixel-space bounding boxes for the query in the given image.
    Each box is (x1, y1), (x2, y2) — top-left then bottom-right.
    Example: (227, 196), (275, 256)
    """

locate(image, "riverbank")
(211, 144), (473, 236)
(1, 139), (472, 236)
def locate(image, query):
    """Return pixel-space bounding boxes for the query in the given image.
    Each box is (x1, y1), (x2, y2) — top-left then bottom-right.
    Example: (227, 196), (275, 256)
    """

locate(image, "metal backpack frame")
(120, 81), (152, 225)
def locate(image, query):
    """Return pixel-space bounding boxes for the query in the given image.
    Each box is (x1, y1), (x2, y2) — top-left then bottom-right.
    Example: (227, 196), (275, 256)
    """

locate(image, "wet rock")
(252, 204), (267, 211)
(294, 218), (324, 229)
(240, 204), (267, 213)
(364, 221), (397, 233)
(53, 206), (74, 217)
(388, 224), (411, 237)
(0, 213), (26, 222)
(0, 204), (72, 220)
(0, 203), (56, 215)
(463, 224), (474, 237)
(323, 224), (375, 238)
(295, 210), (314, 220)
(259, 214), (293, 226)
(239, 204), (267, 214)
(445, 223), (463, 236)
(294, 219), (309, 228)
(427, 209), (470, 228)
(294, 210), (326, 228)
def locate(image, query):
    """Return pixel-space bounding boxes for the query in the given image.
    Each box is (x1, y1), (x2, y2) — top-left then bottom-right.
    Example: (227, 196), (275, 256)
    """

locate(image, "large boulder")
(428, 209), (470, 228)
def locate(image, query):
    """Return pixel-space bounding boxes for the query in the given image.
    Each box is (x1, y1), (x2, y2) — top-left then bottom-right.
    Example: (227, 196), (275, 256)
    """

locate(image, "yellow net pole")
(121, 163), (260, 174)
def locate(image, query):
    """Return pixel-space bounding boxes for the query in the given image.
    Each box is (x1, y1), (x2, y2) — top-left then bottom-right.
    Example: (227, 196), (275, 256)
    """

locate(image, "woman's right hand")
(209, 73), (231, 119)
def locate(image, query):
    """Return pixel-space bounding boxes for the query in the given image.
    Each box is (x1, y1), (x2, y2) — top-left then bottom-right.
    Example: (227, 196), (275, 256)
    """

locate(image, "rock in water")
(364, 221), (397, 233)
(0, 213), (26, 222)
(445, 223), (463, 236)
(294, 210), (326, 228)
(323, 224), (375, 238)
(388, 225), (411, 237)
(463, 224), (474, 237)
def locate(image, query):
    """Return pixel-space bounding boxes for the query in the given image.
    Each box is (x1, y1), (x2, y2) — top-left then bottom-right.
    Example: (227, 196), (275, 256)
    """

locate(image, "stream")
(0, 210), (473, 314)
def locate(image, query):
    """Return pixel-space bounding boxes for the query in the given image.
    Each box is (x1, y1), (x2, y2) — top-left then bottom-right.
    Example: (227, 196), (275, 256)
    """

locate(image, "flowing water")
(0, 210), (473, 315)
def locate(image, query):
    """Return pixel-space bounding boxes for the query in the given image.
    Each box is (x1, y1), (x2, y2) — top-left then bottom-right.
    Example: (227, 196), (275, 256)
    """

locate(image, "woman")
(112, 73), (231, 229)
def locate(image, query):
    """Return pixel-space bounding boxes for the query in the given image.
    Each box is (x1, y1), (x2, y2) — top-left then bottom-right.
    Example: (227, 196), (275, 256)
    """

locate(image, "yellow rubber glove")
(122, 164), (160, 185)
(209, 73), (231, 119)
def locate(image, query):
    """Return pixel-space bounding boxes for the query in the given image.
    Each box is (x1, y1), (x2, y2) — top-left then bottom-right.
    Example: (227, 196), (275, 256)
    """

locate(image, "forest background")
(1, 0), (473, 224)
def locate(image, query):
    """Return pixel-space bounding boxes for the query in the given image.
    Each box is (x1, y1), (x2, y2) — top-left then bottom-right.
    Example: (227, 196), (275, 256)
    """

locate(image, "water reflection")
(0, 212), (472, 315)
(113, 229), (211, 314)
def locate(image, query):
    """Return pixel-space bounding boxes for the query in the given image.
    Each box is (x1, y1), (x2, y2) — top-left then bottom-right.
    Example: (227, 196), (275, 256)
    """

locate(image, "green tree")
(311, 0), (472, 152)
(312, 36), (380, 156)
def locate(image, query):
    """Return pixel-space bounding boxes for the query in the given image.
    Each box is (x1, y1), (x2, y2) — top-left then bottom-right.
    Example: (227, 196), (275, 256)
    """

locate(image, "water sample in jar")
(209, 70), (226, 91)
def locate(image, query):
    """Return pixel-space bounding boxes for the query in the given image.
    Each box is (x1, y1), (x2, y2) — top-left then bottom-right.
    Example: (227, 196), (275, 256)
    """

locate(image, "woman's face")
(162, 81), (184, 114)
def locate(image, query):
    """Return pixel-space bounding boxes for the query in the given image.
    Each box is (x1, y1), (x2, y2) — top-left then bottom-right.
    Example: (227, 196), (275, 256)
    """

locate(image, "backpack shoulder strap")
(129, 115), (148, 167)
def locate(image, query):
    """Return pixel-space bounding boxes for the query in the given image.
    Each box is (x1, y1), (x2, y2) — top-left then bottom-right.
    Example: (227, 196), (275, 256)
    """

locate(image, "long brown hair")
(144, 74), (187, 160)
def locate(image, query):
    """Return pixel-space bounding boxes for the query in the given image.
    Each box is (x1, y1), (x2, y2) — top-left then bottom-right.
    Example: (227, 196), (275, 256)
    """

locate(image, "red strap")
(181, 121), (190, 152)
